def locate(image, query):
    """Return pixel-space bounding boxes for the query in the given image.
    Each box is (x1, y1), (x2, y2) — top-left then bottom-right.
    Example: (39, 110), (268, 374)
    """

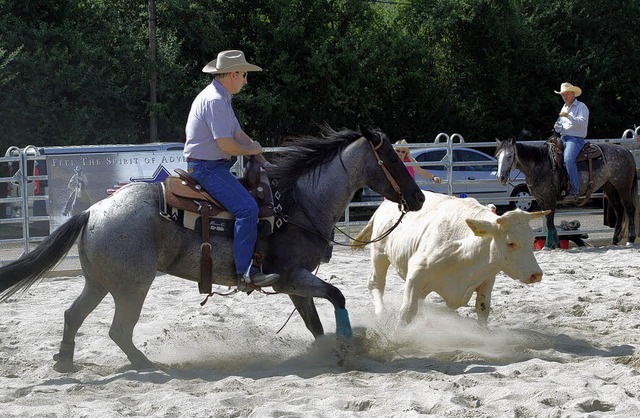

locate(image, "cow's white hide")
(353, 191), (549, 324)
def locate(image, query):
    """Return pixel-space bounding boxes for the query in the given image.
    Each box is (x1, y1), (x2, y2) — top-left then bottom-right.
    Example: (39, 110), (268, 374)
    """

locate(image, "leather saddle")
(159, 159), (275, 294)
(162, 164), (275, 222)
(548, 134), (603, 163)
(547, 133), (603, 205)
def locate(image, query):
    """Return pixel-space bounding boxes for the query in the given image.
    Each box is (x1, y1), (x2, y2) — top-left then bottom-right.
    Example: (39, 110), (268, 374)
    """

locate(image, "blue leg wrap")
(335, 308), (353, 339)
(545, 228), (560, 249)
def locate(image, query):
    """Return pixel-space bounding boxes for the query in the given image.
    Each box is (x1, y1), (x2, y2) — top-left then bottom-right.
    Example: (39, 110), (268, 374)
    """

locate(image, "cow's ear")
(465, 219), (495, 237)
(528, 210), (552, 220)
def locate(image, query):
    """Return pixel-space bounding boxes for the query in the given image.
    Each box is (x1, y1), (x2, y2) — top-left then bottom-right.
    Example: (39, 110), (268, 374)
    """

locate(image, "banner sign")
(46, 151), (186, 232)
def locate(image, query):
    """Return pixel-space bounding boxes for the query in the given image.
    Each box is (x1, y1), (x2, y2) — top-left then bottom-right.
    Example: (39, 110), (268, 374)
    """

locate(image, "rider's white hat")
(202, 50), (262, 74)
(554, 82), (582, 97)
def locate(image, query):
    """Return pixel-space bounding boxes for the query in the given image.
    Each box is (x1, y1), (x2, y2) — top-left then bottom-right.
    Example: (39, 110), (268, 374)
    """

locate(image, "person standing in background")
(394, 140), (442, 183)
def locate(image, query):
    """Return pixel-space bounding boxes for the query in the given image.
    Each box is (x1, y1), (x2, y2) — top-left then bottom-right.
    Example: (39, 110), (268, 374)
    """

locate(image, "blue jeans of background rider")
(187, 159), (258, 275)
(561, 135), (585, 195)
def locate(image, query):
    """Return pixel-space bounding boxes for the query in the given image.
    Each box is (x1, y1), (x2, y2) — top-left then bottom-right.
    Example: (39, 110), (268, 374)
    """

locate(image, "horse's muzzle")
(404, 190), (425, 212)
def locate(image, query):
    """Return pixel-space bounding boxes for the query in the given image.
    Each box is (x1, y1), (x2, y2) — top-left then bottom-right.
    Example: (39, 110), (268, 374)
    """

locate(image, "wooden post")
(148, 0), (158, 142)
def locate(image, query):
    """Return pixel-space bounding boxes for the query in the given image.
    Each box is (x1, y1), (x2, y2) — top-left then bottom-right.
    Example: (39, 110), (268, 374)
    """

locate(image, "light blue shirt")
(184, 80), (241, 160)
(556, 99), (589, 138)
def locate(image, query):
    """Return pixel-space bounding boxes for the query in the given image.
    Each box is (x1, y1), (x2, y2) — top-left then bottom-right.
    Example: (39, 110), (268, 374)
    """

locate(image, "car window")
(415, 150), (446, 171)
(454, 149), (497, 172)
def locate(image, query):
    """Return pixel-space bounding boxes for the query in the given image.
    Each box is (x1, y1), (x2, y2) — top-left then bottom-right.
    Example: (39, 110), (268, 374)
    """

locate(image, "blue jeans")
(561, 135), (585, 195)
(187, 159), (258, 275)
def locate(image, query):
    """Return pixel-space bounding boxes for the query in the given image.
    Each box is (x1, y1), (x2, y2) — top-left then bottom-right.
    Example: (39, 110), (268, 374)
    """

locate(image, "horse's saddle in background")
(547, 134), (603, 166)
(547, 134), (603, 205)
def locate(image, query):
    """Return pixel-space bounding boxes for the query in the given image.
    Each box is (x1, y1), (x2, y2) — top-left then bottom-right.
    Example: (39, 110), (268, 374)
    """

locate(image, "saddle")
(547, 133), (603, 206)
(159, 159), (275, 294)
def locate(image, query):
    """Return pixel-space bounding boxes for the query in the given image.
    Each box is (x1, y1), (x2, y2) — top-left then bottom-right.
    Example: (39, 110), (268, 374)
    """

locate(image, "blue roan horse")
(0, 126), (425, 371)
(495, 133), (637, 248)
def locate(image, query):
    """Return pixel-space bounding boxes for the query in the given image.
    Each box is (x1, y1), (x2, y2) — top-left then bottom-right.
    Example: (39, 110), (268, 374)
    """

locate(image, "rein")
(281, 208), (407, 247)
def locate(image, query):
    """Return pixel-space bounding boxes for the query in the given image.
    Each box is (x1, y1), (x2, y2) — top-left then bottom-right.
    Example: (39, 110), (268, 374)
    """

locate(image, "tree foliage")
(0, 0), (638, 153)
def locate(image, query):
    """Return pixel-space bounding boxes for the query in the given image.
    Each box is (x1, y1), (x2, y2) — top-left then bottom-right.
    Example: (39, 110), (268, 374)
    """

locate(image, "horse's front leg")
(276, 268), (352, 364)
(288, 294), (324, 337)
(544, 210), (560, 249)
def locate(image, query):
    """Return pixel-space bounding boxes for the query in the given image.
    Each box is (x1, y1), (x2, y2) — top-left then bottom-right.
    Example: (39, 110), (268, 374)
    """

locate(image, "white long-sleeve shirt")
(556, 99), (589, 138)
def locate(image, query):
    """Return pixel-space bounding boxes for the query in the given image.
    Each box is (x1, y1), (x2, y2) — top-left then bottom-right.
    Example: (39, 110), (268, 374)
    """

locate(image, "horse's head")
(495, 136), (517, 185)
(359, 126), (424, 212)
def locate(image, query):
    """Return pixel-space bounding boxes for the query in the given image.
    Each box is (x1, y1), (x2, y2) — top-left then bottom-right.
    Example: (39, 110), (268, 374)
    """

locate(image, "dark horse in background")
(0, 126), (425, 371)
(495, 131), (637, 249)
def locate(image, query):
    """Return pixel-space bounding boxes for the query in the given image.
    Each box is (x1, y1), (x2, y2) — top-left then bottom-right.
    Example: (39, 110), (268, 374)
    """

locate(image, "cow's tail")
(0, 210), (90, 301)
(351, 215), (375, 251)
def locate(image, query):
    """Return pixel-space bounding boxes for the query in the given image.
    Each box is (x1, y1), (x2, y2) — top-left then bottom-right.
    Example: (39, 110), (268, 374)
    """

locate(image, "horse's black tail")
(0, 211), (91, 301)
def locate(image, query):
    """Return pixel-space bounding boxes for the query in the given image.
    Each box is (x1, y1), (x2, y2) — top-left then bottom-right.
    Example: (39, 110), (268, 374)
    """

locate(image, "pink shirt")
(403, 156), (416, 179)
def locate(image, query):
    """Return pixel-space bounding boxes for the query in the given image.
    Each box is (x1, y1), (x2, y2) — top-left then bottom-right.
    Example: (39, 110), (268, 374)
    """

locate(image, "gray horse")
(0, 126), (425, 371)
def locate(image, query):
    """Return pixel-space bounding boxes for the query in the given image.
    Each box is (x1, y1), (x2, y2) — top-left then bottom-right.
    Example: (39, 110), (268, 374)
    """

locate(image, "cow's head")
(465, 209), (551, 284)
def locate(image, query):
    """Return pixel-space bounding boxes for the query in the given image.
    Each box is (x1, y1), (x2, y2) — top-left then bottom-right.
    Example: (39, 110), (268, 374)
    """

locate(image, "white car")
(361, 147), (536, 211)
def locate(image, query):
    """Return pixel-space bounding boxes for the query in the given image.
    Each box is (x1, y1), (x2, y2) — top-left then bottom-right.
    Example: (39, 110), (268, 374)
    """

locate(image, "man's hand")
(249, 140), (263, 154)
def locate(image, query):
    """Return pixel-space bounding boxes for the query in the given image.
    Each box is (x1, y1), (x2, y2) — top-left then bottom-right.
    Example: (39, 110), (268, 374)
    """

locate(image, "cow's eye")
(507, 242), (516, 249)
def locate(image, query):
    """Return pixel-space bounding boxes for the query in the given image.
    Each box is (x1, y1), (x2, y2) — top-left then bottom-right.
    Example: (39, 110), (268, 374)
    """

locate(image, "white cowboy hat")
(554, 82), (582, 97)
(202, 50), (262, 74)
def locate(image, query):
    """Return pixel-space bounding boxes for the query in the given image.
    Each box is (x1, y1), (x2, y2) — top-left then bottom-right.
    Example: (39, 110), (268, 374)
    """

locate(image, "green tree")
(1, 0), (638, 152)
(517, 0), (640, 137)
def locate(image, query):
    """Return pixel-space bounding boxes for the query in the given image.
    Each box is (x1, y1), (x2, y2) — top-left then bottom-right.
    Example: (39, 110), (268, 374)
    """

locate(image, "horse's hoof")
(53, 359), (76, 373)
(128, 356), (157, 371)
(333, 337), (351, 366)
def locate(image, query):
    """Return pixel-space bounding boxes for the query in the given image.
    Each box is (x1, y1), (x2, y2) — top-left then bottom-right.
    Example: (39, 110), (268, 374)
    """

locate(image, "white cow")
(353, 191), (550, 325)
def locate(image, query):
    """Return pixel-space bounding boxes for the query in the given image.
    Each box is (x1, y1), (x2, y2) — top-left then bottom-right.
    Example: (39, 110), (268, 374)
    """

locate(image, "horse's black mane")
(269, 126), (365, 193)
(497, 130), (550, 164)
(514, 140), (549, 162)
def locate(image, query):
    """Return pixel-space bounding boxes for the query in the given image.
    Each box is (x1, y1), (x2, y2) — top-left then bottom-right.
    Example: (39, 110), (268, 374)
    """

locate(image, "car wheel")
(510, 184), (537, 212)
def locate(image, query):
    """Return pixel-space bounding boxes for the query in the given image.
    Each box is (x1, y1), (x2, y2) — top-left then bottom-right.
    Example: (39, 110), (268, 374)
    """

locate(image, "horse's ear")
(359, 125), (372, 136)
(359, 125), (379, 143)
(510, 136), (517, 145)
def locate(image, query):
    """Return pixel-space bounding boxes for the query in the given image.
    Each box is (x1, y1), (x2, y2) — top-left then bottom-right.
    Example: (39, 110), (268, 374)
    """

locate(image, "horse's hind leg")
(621, 189), (637, 244)
(109, 285), (154, 370)
(54, 279), (108, 372)
(604, 186), (626, 245)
